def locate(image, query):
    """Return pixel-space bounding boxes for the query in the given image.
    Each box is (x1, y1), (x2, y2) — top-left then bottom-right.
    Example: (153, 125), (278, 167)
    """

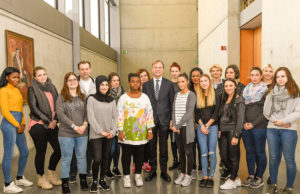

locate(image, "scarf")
(110, 86), (124, 104)
(88, 75), (114, 103)
(264, 84), (291, 118)
(243, 82), (268, 104)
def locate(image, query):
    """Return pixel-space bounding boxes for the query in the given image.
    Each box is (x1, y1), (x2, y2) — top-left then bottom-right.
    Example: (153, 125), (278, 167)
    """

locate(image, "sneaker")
(90, 180), (98, 193)
(191, 169), (197, 180)
(220, 179), (237, 190)
(112, 167), (122, 178)
(234, 178), (241, 187)
(105, 170), (115, 180)
(220, 170), (230, 180)
(250, 177), (264, 189)
(198, 170), (203, 180)
(15, 176), (33, 187)
(242, 176), (254, 187)
(280, 186), (293, 194)
(206, 179), (214, 188)
(45, 170), (62, 186)
(69, 176), (76, 184)
(123, 175), (131, 188)
(174, 173), (185, 185)
(99, 179), (110, 191)
(3, 182), (23, 193)
(265, 184), (277, 194)
(143, 162), (151, 172)
(37, 175), (53, 190)
(181, 175), (192, 187)
(199, 179), (207, 188)
(135, 174), (143, 187)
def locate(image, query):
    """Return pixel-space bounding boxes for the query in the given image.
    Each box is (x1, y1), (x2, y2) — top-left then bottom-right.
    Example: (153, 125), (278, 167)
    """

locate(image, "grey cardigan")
(172, 91), (196, 144)
(87, 96), (118, 139)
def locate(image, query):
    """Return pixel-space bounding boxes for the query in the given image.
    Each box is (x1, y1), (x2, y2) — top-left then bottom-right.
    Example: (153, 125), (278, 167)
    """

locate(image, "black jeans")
(121, 144), (145, 175)
(175, 127), (194, 175)
(90, 137), (113, 180)
(220, 131), (241, 180)
(29, 124), (61, 175)
(169, 131), (178, 161)
(192, 129), (202, 170)
(149, 121), (169, 173)
(143, 142), (150, 163)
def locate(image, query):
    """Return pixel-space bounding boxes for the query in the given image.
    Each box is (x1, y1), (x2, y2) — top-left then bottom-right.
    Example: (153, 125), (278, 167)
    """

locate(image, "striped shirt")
(175, 91), (190, 126)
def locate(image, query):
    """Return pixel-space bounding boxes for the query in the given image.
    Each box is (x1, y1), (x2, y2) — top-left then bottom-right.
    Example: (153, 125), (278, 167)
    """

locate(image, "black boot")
(79, 174), (88, 191)
(61, 178), (71, 194)
(168, 159), (179, 170)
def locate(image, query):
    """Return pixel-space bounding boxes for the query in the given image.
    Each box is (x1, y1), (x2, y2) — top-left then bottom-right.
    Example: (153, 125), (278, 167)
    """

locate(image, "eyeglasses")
(67, 78), (77, 83)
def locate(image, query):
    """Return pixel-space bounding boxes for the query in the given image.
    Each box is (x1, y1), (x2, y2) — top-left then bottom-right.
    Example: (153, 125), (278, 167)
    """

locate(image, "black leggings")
(220, 131), (241, 180)
(175, 127), (194, 175)
(121, 144), (145, 175)
(29, 124), (61, 175)
(90, 137), (113, 180)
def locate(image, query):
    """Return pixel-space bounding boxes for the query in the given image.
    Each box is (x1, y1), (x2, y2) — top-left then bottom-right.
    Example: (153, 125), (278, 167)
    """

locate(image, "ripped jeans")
(197, 125), (218, 178)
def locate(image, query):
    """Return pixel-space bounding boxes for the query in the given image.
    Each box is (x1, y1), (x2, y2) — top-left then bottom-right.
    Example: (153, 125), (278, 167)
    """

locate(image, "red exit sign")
(221, 46), (227, 51)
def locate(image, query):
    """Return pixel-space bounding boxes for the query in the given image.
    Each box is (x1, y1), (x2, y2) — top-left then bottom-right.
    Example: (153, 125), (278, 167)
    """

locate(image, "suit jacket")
(142, 77), (174, 126)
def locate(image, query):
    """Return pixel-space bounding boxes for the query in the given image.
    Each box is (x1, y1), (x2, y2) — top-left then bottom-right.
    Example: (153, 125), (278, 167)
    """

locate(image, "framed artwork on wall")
(6, 30), (35, 104)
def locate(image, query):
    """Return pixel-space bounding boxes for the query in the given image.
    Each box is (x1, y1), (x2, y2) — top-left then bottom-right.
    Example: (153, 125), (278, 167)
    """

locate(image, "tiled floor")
(1, 144), (299, 194)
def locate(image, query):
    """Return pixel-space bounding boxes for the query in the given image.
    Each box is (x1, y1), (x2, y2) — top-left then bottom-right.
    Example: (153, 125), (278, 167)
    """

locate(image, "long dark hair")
(219, 78), (238, 119)
(266, 67), (300, 98)
(0, 67), (20, 88)
(189, 67), (203, 91)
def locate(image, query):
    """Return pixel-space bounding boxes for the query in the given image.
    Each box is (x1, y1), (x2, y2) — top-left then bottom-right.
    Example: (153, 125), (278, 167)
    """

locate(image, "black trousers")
(192, 130), (202, 170)
(149, 121), (169, 173)
(121, 144), (145, 175)
(175, 127), (194, 175)
(220, 131), (241, 180)
(29, 124), (61, 175)
(143, 142), (151, 163)
(169, 131), (178, 161)
(90, 137), (113, 180)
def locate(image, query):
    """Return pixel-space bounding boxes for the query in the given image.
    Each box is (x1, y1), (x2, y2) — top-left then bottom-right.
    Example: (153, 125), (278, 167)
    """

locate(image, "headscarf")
(89, 75), (114, 103)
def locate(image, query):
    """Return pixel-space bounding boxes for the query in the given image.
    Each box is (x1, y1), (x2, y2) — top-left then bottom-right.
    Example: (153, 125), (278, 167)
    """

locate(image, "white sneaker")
(135, 174), (143, 187)
(220, 179), (237, 190)
(191, 169), (197, 180)
(123, 175), (131, 188)
(181, 175), (192, 187)
(174, 173), (185, 185)
(3, 182), (23, 193)
(234, 177), (241, 187)
(15, 176), (33, 187)
(198, 170), (203, 180)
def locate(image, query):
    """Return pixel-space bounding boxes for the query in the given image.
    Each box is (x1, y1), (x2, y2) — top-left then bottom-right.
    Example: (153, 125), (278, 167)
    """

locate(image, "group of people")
(0, 60), (299, 194)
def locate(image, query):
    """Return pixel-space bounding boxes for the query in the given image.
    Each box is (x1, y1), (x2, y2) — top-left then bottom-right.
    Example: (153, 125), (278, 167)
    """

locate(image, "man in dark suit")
(142, 60), (175, 182)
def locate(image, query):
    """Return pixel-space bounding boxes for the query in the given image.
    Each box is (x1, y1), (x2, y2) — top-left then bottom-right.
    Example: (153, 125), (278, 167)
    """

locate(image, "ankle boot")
(79, 174), (88, 191)
(61, 178), (71, 194)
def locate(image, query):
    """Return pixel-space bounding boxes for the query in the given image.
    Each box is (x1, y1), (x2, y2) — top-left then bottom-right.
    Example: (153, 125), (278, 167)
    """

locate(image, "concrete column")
(84, 0), (91, 32)
(99, 0), (105, 41)
(57, 0), (65, 14)
(110, 0), (121, 75)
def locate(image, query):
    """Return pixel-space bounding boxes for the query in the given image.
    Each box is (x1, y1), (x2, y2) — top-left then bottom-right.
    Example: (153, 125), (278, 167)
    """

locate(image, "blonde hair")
(209, 64), (223, 73)
(262, 64), (273, 71)
(196, 74), (216, 108)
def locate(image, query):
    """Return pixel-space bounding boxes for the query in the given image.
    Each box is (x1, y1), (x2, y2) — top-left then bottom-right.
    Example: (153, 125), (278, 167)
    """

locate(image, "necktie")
(155, 80), (160, 100)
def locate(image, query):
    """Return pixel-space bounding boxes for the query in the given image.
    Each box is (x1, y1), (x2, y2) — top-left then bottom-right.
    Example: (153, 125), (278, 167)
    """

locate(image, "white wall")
(262, 0), (300, 167)
(198, 0), (240, 74)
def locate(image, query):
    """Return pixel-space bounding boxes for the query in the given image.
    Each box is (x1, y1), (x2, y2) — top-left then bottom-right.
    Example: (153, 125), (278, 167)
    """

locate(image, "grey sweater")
(172, 91), (196, 144)
(56, 95), (88, 137)
(263, 95), (300, 130)
(87, 96), (118, 139)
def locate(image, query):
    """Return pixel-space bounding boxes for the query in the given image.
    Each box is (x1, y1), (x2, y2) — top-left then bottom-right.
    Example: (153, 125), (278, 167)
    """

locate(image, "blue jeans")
(1, 111), (29, 183)
(242, 128), (267, 178)
(267, 128), (298, 188)
(58, 136), (88, 178)
(197, 125), (218, 178)
(108, 136), (120, 169)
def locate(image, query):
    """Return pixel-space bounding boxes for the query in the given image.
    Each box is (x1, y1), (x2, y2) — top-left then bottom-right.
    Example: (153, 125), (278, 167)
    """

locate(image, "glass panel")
(65, 0), (73, 19)
(91, 0), (99, 38)
(44, 0), (56, 8)
(104, 0), (110, 45)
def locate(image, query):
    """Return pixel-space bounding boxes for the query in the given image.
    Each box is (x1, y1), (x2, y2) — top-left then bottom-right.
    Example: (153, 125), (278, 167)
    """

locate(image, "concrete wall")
(262, 0), (300, 167)
(0, 9), (117, 161)
(198, 0), (240, 74)
(120, 0), (198, 89)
